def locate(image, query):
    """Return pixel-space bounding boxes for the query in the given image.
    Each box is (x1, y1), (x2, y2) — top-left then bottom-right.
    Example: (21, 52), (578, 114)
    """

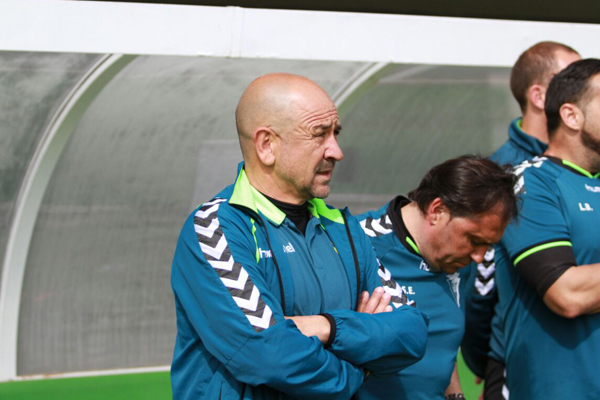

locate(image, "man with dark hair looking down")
(494, 58), (600, 399)
(170, 73), (428, 400)
(357, 155), (518, 400)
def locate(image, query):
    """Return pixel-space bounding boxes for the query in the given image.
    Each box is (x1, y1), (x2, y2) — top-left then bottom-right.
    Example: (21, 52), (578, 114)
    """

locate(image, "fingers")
(356, 291), (370, 312)
(361, 287), (384, 313)
(358, 287), (393, 314)
(374, 292), (392, 313)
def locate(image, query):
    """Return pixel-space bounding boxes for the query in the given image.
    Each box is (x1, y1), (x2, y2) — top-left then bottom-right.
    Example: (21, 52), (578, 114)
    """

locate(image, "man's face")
(273, 93), (344, 203)
(423, 205), (507, 274)
(581, 75), (600, 160)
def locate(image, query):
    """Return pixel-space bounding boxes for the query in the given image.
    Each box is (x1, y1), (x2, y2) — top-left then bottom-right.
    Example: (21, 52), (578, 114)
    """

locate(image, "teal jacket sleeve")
(324, 214), (429, 377)
(461, 248), (496, 378)
(172, 201), (364, 399)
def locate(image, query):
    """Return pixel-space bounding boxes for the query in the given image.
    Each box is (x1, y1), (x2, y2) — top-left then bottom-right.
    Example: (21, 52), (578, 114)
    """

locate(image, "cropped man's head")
(236, 73), (343, 204)
(546, 59), (600, 142)
(510, 42), (580, 113)
(408, 155), (518, 273)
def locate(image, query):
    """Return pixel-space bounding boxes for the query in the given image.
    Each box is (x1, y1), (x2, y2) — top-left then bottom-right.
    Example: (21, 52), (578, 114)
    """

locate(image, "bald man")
(170, 73), (429, 400)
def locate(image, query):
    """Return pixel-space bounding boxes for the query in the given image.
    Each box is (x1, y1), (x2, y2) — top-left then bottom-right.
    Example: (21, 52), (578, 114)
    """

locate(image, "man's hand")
(444, 363), (463, 397)
(286, 315), (331, 344)
(356, 287), (393, 314)
(286, 287), (393, 344)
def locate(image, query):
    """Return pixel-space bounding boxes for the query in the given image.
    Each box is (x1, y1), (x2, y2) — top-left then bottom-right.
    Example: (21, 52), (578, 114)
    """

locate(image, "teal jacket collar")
(229, 162), (346, 226)
(508, 117), (547, 157)
(228, 162), (361, 315)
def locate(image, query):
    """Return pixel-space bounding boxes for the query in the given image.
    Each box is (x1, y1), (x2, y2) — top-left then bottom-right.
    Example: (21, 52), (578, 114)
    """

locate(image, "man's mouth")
(317, 169), (333, 178)
(316, 162), (335, 175)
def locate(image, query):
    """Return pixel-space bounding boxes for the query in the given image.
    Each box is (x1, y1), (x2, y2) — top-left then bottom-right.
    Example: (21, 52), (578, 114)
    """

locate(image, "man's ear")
(426, 197), (446, 225)
(527, 84), (546, 111)
(254, 127), (277, 166)
(559, 103), (584, 132)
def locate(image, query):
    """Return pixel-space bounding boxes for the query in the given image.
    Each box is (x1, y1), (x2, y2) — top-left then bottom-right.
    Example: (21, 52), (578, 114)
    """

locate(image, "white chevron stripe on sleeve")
(208, 257), (235, 272)
(378, 267), (392, 281)
(247, 306), (274, 330)
(476, 278), (495, 296)
(477, 262), (496, 279)
(383, 284), (402, 297)
(195, 197), (275, 332)
(484, 247), (495, 261)
(220, 268), (249, 290)
(233, 286), (261, 312)
(203, 198), (226, 207)
(196, 203), (221, 219)
(200, 234), (228, 259)
(371, 218), (392, 235)
(195, 217), (220, 237)
(359, 219), (376, 237)
(514, 176), (524, 194)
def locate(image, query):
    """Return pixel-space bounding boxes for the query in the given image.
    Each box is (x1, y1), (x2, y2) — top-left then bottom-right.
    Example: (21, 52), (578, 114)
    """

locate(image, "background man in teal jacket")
(171, 73), (429, 399)
(495, 59), (600, 399)
(357, 155), (517, 400)
(461, 41), (580, 400)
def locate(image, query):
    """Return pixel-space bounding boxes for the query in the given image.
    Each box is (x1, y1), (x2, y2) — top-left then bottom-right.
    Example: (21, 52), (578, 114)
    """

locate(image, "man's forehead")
(464, 211), (506, 237)
(449, 207), (502, 227)
(297, 105), (340, 128)
(579, 74), (600, 110)
(589, 74), (600, 94)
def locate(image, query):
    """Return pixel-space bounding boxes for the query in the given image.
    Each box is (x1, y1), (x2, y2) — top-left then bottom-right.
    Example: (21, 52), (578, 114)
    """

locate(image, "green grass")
(458, 351), (484, 400)
(0, 354), (481, 399)
(0, 371), (171, 400)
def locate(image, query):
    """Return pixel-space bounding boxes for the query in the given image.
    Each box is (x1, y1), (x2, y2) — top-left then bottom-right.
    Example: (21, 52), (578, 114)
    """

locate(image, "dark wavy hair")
(546, 58), (600, 137)
(408, 155), (518, 223)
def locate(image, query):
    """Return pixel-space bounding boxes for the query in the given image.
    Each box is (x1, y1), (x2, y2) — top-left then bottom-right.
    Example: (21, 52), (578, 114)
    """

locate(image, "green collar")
(229, 168), (346, 225)
(229, 169), (286, 225)
(562, 159), (600, 179)
(307, 198), (345, 224)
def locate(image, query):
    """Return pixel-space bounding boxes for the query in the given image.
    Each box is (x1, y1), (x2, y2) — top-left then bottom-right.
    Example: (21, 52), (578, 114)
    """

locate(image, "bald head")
(234, 73), (343, 204)
(235, 73), (333, 159)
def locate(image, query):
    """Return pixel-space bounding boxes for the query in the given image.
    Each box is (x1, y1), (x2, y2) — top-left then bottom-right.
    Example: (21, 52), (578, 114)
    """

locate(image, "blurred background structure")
(0, 1), (598, 398)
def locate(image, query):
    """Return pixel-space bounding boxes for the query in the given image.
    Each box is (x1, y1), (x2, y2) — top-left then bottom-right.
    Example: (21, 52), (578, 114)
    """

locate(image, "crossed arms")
(172, 204), (428, 399)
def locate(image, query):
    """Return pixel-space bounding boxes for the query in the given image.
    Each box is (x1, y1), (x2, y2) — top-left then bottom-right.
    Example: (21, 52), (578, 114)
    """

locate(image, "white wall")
(1, 0), (599, 66)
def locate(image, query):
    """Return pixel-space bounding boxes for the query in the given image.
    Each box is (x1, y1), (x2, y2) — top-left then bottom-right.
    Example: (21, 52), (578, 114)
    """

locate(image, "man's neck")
(544, 145), (600, 173)
(546, 134), (600, 174)
(262, 193), (310, 234)
(520, 112), (549, 144)
(401, 202), (425, 252)
(245, 165), (307, 205)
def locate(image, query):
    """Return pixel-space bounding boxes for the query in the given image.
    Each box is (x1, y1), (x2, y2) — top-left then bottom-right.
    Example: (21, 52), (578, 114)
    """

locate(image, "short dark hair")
(546, 59), (600, 136)
(510, 41), (579, 112)
(408, 155), (518, 223)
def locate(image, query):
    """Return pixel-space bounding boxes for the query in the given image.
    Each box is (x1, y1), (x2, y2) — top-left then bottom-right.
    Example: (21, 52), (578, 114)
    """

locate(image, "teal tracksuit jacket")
(171, 165), (429, 399)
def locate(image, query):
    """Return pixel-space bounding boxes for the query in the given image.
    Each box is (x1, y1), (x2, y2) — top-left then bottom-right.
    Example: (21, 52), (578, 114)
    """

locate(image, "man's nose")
(471, 246), (488, 264)
(325, 135), (344, 161)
